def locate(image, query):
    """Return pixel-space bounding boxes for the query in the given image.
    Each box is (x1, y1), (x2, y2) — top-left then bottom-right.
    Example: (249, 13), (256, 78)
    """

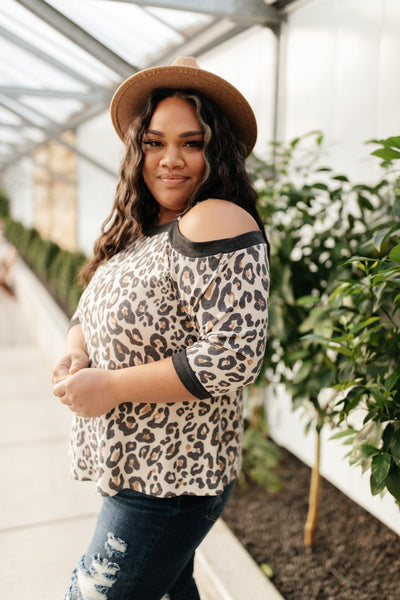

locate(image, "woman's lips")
(159, 175), (188, 185)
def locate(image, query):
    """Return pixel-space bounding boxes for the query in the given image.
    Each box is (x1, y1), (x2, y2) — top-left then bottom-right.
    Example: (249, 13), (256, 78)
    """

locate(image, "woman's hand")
(52, 349), (90, 384)
(53, 368), (118, 418)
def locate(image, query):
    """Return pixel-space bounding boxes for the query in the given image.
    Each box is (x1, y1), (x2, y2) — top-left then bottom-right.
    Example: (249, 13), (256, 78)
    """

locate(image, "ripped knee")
(65, 533), (128, 600)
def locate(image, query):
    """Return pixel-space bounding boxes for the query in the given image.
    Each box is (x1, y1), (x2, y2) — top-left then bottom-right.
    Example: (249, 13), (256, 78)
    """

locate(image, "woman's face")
(142, 96), (205, 225)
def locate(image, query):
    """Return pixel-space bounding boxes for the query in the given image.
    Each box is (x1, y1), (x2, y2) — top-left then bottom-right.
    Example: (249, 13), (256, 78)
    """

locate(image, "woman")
(53, 56), (270, 600)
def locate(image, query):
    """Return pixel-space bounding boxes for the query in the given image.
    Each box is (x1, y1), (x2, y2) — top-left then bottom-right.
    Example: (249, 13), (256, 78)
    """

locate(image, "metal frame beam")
(0, 86), (112, 102)
(154, 20), (248, 65)
(0, 25), (96, 88)
(94, 0), (283, 26)
(14, 0), (138, 78)
(139, 5), (187, 37)
(0, 99), (118, 178)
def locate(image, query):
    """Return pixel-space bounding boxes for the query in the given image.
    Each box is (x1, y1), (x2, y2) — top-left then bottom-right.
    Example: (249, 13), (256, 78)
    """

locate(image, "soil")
(223, 447), (400, 600)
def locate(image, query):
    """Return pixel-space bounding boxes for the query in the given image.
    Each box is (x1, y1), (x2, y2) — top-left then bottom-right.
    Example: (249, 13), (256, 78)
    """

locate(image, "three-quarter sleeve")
(169, 224), (269, 399)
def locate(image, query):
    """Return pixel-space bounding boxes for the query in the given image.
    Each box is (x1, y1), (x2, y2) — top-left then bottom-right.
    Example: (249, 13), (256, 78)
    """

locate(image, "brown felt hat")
(110, 56), (257, 156)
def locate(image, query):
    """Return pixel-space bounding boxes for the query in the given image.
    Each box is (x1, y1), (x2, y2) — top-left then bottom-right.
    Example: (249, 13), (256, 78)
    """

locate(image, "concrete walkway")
(0, 252), (284, 600)
(0, 286), (103, 598)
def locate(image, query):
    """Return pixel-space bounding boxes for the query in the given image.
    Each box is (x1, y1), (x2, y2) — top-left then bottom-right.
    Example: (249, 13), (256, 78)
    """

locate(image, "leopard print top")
(69, 219), (269, 497)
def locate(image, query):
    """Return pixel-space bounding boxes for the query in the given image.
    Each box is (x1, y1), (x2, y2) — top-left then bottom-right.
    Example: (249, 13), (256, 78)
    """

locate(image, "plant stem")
(304, 428), (322, 547)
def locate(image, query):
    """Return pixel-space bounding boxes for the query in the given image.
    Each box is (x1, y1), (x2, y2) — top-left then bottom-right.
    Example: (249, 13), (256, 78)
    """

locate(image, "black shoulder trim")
(169, 220), (266, 257)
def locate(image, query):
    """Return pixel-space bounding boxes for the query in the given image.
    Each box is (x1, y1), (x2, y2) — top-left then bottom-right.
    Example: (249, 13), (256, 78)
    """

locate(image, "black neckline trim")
(169, 220), (266, 257)
(148, 220), (177, 237)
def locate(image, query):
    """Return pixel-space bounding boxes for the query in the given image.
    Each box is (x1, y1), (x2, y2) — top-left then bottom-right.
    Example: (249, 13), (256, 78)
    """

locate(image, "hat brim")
(110, 64), (257, 156)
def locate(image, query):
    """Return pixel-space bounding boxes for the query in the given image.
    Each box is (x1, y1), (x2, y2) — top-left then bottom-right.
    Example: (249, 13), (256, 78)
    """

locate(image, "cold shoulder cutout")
(179, 199), (260, 243)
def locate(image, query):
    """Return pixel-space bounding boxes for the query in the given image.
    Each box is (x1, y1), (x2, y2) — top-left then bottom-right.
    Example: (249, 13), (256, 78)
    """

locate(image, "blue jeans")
(65, 481), (235, 600)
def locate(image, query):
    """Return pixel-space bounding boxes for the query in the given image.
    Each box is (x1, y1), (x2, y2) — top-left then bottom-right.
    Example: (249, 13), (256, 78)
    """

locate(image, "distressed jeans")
(64, 480), (235, 600)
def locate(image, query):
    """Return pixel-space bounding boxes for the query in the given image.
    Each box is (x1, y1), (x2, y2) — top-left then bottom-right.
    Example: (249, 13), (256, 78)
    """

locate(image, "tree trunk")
(304, 429), (322, 547)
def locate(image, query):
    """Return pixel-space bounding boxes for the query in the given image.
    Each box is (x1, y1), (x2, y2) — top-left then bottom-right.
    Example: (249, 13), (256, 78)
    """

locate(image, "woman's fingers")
(52, 351), (90, 384)
(53, 379), (66, 398)
(53, 378), (78, 414)
(69, 354), (90, 374)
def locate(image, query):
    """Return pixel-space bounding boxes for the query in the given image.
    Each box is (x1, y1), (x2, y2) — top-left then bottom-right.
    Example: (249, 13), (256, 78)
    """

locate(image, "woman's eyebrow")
(145, 129), (203, 138)
(146, 129), (163, 137)
(179, 130), (203, 138)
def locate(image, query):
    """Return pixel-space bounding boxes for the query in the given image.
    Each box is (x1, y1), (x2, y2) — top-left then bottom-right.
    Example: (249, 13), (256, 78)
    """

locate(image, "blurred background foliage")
(250, 132), (400, 509)
(3, 217), (86, 316)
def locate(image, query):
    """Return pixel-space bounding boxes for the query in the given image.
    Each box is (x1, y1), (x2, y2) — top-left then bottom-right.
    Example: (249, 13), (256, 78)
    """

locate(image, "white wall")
(279, 0), (400, 181)
(76, 111), (122, 256)
(200, 26), (277, 158)
(1, 157), (34, 226)
(265, 386), (400, 535)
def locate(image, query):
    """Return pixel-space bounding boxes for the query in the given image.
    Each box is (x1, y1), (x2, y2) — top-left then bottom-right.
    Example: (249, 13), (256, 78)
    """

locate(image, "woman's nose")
(160, 145), (184, 168)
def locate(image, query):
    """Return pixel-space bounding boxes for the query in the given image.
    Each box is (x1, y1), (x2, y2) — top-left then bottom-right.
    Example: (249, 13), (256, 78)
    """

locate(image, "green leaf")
(381, 136), (400, 149)
(343, 386), (365, 406)
(332, 345), (353, 358)
(370, 474), (387, 496)
(371, 148), (400, 161)
(358, 195), (375, 211)
(296, 294), (321, 307)
(260, 563), (274, 579)
(349, 442), (377, 467)
(389, 243), (400, 263)
(373, 228), (390, 252)
(294, 360), (312, 383)
(349, 316), (380, 335)
(329, 427), (357, 441)
(382, 221), (400, 240)
(353, 421), (382, 449)
(369, 388), (387, 409)
(312, 182), (329, 191)
(386, 465), (400, 501)
(394, 196), (400, 219)
(383, 422), (395, 450)
(390, 429), (400, 460)
(371, 453), (391, 484)
(298, 308), (329, 334)
(333, 175), (350, 182)
(384, 371), (400, 392)
(359, 444), (380, 459)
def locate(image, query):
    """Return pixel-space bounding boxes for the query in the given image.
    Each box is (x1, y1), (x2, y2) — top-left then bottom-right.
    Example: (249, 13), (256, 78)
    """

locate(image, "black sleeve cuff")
(68, 316), (80, 330)
(172, 350), (211, 400)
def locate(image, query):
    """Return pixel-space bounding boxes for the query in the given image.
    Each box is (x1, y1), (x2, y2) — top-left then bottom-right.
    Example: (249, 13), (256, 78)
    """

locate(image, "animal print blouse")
(69, 219), (269, 497)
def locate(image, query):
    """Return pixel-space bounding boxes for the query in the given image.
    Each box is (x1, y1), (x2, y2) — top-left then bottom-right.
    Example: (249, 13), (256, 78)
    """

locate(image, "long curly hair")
(80, 88), (267, 285)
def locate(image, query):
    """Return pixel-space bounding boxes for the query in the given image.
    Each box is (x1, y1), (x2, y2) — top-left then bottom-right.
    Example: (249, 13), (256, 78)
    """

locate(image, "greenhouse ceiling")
(0, 0), (295, 174)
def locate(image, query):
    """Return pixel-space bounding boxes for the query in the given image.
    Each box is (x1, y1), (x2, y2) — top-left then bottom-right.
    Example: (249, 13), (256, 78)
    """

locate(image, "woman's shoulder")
(179, 199), (260, 243)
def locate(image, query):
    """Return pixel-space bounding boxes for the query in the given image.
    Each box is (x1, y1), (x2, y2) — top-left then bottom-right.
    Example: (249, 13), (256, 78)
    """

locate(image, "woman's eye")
(185, 140), (203, 148)
(143, 140), (162, 147)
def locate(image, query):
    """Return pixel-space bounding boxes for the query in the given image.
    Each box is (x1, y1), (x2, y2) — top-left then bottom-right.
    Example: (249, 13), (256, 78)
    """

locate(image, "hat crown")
(171, 56), (199, 68)
(110, 55), (257, 155)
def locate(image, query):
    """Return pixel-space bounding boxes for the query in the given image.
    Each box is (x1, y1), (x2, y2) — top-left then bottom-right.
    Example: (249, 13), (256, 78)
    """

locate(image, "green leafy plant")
(240, 402), (282, 491)
(303, 136), (400, 504)
(4, 216), (86, 316)
(251, 132), (399, 544)
(0, 190), (9, 218)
